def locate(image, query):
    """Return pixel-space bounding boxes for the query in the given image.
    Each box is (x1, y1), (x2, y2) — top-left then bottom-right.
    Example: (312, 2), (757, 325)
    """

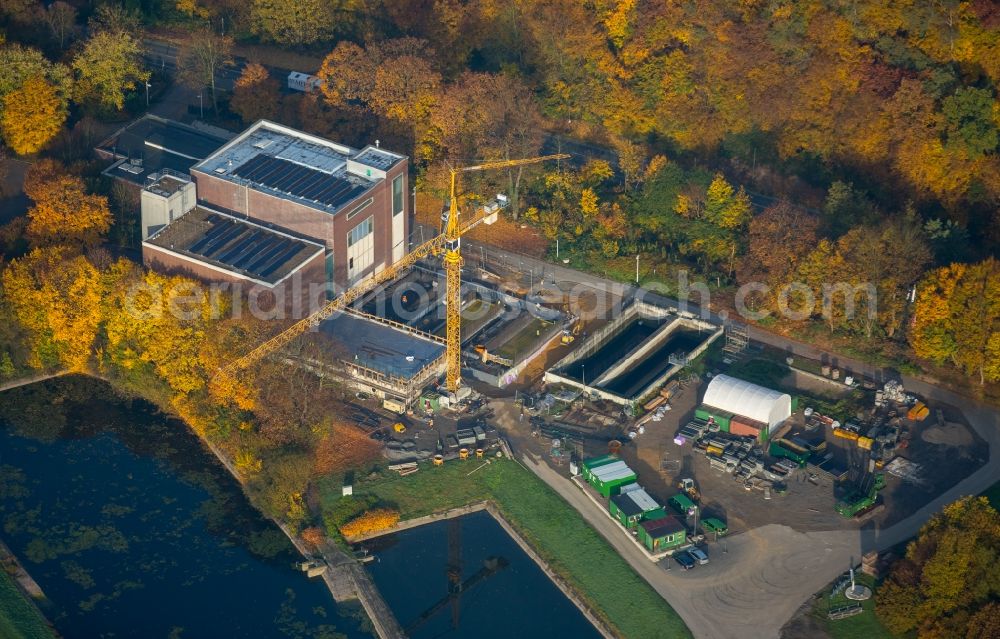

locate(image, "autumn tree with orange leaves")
(301, 526), (326, 547)
(339, 508), (400, 538)
(24, 163), (110, 247)
(231, 62), (279, 125)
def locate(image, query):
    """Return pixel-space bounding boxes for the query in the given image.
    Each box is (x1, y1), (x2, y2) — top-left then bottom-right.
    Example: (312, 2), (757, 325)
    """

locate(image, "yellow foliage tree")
(26, 172), (111, 247)
(705, 173), (751, 229)
(175, 0), (209, 18)
(72, 30), (149, 111)
(235, 450), (263, 475)
(0, 75), (66, 155)
(339, 508), (400, 538)
(1, 247), (102, 371)
(579, 188), (599, 218)
(910, 263), (966, 365)
(103, 270), (217, 395)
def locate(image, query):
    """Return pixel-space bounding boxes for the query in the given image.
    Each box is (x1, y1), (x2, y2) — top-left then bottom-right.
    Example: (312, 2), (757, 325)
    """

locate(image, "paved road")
(144, 38), (293, 94)
(479, 249), (1000, 639)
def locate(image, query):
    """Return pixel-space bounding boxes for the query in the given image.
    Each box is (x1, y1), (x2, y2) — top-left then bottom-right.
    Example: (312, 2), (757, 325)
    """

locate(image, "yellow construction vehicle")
(560, 321), (581, 344)
(393, 422), (407, 434)
(678, 478), (700, 501)
(211, 153), (567, 399)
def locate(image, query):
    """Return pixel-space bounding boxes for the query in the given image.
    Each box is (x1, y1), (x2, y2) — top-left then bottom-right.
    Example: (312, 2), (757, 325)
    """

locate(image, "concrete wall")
(141, 181), (196, 240)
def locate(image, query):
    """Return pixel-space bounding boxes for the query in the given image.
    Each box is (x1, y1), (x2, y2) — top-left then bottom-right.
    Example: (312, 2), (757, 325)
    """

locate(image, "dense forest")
(876, 496), (1000, 639)
(0, 0), (999, 529)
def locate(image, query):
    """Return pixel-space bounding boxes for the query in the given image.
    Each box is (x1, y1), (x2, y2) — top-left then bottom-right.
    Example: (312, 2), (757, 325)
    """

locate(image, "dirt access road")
(494, 393), (1000, 639)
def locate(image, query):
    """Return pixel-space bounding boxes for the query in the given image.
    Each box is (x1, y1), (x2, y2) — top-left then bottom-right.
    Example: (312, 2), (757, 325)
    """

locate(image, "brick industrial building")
(140, 119), (409, 294)
(131, 119), (437, 407)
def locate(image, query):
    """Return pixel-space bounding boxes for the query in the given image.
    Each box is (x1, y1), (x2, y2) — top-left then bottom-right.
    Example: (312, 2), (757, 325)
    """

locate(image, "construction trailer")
(668, 492), (698, 517)
(580, 456), (638, 498)
(637, 515), (687, 553)
(609, 485), (661, 529)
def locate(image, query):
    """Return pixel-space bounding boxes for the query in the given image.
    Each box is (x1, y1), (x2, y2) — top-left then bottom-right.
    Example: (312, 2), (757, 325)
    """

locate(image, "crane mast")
(212, 153), (568, 399)
(442, 154), (568, 391)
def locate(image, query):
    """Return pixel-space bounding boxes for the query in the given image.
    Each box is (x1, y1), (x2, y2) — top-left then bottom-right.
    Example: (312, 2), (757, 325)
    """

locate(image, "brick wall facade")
(191, 162), (408, 289)
(142, 243), (328, 317)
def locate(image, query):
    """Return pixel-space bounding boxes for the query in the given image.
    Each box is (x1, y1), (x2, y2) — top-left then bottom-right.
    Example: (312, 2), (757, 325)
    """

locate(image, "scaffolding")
(723, 322), (749, 355)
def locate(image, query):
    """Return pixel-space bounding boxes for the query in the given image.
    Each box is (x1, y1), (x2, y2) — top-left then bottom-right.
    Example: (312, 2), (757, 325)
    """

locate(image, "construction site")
(111, 115), (991, 638)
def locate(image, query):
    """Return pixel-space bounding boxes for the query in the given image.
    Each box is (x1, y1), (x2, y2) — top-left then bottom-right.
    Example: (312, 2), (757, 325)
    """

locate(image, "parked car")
(673, 551), (696, 570)
(688, 547), (709, 565)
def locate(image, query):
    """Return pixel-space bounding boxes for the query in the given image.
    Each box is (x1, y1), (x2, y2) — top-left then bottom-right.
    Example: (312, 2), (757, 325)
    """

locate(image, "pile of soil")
(920, 422), (974, 447)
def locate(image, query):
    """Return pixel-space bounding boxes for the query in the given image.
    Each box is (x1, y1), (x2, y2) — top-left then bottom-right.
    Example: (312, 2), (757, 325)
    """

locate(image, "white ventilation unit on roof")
(253, 139), (273, 150)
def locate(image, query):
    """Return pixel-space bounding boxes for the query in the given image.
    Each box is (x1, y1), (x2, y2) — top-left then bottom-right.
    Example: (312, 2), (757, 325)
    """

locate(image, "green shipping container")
(769, 441), (809, 465)
(668, 493), (697, 516)
(697, 405), (732, 432)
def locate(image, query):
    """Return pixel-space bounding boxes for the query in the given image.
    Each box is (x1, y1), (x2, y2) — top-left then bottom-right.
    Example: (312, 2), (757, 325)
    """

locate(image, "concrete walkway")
(0, 371), (69, 393)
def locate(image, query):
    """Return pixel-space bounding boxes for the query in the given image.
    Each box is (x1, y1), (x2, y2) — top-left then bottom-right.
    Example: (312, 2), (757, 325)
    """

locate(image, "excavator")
(210, 153), (568, 399)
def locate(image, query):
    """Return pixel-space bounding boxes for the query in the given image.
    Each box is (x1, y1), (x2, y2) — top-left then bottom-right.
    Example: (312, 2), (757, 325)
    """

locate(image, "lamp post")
(198, 93), (203, 118)
(635, 254), (640, 284)
(145, 81), (151, 107)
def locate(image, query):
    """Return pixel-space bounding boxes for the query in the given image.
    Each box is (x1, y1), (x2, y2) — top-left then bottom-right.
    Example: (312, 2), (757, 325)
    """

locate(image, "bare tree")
(45, 1), (77, 50)
(177, 29), (233, 114)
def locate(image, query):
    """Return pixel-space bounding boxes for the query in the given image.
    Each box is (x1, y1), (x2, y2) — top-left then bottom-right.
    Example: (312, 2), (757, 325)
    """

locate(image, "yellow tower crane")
(441, 154), (567, 391)
(211, 153), (567, 399)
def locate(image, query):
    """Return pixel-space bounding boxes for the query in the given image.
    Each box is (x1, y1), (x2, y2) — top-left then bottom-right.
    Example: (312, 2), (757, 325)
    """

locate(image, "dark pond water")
(362, 510), (602, 639)
(0, 376), (369, 639)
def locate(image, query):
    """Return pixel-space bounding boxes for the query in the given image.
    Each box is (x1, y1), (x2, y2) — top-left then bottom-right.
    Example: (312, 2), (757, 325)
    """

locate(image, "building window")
(392, 174), (404, 216)
(347, 216), (375, 280)
(347, 216), (373, 246)
(347, 197), (374, 220)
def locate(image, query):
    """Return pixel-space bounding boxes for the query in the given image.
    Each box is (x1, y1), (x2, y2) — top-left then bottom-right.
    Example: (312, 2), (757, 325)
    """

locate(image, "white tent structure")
(702, 374), (792, 428)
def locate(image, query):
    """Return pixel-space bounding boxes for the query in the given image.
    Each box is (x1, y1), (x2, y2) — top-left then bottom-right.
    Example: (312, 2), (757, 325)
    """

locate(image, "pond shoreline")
(1, 372), (403, 639)
(0, 536), (59, 638)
